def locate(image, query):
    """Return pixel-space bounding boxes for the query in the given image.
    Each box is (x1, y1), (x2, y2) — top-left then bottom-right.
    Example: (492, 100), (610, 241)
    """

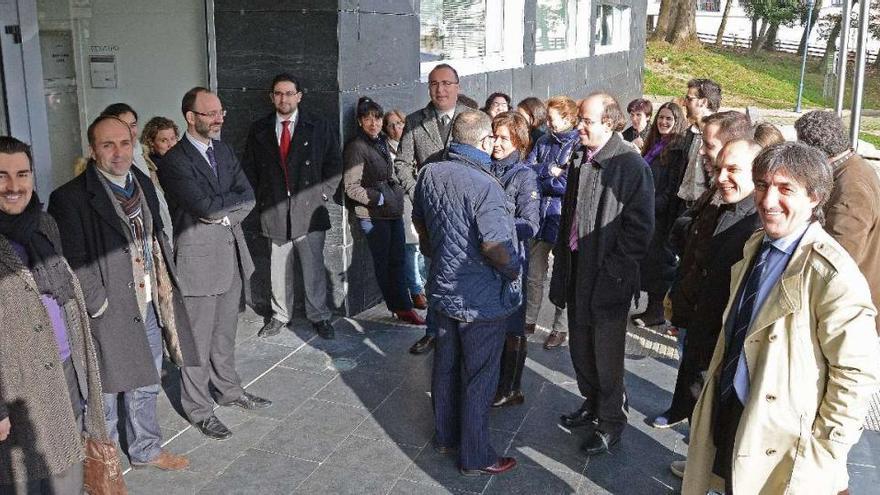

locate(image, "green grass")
(860, 133), (880, 148)
(645, 41), (880, 110)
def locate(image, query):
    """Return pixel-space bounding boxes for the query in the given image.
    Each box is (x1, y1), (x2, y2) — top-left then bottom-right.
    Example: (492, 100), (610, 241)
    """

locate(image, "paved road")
(120, 303), (879, 494)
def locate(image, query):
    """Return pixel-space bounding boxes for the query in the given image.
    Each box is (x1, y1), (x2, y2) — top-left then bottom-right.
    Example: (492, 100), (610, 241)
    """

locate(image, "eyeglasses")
(272, 91), (301, 98)
(191, 109), (226, 119)
(577, 117), (597, 127)
(428, 80), (459, 89)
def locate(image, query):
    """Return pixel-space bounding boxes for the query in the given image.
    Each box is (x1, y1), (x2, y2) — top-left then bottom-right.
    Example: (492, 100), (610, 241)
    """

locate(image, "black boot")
(492, 335), (528, 408)
(631, 292), (666, 327)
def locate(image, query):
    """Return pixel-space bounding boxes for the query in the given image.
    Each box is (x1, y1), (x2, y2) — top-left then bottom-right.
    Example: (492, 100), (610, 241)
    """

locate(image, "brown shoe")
(524, 323), (536, 334)
(411, 293), (428, 310)
(131, 450), (190, 471)
(543, 330), (567, 349)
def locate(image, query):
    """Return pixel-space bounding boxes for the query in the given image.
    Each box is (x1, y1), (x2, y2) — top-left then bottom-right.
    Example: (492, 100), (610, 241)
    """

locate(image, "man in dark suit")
(394, 63), (470, 355)
(158, 87), (272, 440)
(48, 115), (198, 469)
(241, 73), (342, 340)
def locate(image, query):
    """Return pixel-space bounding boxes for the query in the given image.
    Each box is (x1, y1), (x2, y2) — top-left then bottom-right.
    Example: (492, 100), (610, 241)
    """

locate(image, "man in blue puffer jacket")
(413, 110), (521, 477)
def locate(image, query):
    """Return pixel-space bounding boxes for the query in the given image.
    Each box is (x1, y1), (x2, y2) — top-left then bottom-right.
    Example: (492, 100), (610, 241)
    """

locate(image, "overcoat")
(241, 109), (342, 241)
(0, 213), (109, 485)
(48, 165), (199, 393)
(683, 223), (880, 495)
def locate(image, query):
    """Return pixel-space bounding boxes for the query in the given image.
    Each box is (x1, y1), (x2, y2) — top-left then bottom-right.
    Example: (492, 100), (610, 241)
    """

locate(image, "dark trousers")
(432, 310), (507, 469)
(180, 261), (245, 422)
(665, 327), (712, 421)
(566, 256), (629, 435)
(358, 218), (412, 312)
(713, 395), (745, 494)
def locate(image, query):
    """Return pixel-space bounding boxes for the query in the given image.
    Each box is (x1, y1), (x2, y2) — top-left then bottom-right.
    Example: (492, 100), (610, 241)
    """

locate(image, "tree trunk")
(762, 21), (779, 51)
(752, 18), (769, 53)
(651, 0), (677, 42)
(751, 17), (759, 48)
(715, 0), (734, 46)
(797, 0), (822, 55)
(667, 0), (698, 45)
(820, 17), (843, 70)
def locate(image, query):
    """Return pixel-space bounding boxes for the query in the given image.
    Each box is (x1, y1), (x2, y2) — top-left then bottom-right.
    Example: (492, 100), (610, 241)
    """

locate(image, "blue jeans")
(103, 303), (163, 463)
(403, 243), (425, 296)
(358, 218), (412, 312)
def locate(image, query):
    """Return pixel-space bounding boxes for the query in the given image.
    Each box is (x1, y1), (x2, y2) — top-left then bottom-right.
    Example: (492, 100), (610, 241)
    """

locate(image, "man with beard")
(159, 87), (272, 440)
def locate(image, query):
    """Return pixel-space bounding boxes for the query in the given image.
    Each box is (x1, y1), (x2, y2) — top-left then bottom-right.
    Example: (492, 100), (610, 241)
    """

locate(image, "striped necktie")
(205, 145), (218, 177)
(718, 241), (771, 402)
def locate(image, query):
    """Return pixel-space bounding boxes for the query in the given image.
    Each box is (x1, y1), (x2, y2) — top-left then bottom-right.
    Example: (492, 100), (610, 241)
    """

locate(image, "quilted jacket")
(413, 144), (521, 322)
(525, 129), (580, 244)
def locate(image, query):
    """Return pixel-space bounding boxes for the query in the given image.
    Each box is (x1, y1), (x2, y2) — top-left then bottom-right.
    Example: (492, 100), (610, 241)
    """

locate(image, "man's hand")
(633, 137), (644, 150)
(0, 417), (10, 441)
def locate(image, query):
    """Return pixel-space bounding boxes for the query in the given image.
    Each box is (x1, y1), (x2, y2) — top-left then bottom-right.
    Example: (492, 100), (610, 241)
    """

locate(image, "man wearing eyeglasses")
(240, 73), (342, 341)
(158, 87), (272, 441)
(550, 93), (654, 457)
(395, 63), (470, 355)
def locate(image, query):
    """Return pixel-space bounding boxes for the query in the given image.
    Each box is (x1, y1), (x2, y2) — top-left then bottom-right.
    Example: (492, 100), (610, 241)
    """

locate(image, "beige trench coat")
(683, 223), (880, 494)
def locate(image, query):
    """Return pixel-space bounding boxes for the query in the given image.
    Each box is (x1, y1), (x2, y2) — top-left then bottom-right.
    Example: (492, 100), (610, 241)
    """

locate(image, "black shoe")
(193, 415), (232, 440)
(580, 429), (620, 456)
(560, 406), (598, 429)
(258, 319), (284, 338)
(409, 335), (435, 354)
(313, 319), (335, 339)
(220, 391), (272, 410)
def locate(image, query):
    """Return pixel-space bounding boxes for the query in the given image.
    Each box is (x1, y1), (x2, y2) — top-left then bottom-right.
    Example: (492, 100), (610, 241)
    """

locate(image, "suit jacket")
(48, 165), (199, 393)
(0, 213), (109, 485)
(393, 102), (471, 198)
(241, 109), (342, 241)
(158, 135), (256, 296)
(683, 224), (880, 495)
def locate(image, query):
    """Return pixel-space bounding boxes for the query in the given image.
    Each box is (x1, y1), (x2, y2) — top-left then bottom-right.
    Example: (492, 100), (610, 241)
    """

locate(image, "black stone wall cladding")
(215, 0), (646, 316)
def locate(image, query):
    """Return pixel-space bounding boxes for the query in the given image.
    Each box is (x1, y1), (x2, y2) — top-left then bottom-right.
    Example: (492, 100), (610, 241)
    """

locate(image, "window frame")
(419, 0), (525, 80)
(534, 0), (593, 65)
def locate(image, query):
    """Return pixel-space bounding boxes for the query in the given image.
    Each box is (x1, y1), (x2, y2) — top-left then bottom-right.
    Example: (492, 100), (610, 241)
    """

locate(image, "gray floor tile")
(484, 463), (582, 494)
(124, 467), (210, 495)
(315, 370), (405, 410)
(233, 339), (300, 385)
(177, 415), (280, 475)
(387, 478), (462, 495)
(244, 366), (334, 420)
(257, 421), (348, 462)
(197, 448), (318, 495)
(293, 464), (398, 494)
(322, 435), (419, 476)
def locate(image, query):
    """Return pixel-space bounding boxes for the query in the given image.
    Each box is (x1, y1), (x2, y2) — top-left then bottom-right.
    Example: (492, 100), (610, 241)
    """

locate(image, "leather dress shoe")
(409, 335), (435, 354)
(193, 415), (232, 440)
(411, 293), (428, 310)
(394, 309), (426, 325)
(258, 319), (284, 338)
(560, 407), (598, 429)
(543, 330), (567, 349)
(580, 429), (620, 456)
(220, 391), (272, 410)
(460, 457), (517, 476)
(314, 319), (335, 339)
(131, 450), (190, 471)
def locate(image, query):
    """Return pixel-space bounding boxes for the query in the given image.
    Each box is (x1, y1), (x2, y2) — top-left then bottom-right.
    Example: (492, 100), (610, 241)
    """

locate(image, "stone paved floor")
(120, 302), (879, 494)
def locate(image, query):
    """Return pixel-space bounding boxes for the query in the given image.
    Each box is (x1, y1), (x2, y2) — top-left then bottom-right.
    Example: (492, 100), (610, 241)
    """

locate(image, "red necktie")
(279, 120), (292, 194)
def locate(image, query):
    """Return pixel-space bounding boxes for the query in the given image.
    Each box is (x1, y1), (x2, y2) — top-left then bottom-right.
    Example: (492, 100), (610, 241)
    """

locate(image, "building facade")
(1, 0), (646, 315)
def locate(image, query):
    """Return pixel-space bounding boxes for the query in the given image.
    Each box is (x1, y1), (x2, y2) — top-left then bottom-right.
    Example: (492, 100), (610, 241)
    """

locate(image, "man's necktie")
(205, 146), (218, 177)
(279, 120), (292, 194)
(718, 242), (771, 402)
(438, 114), (451, 139)
(279, 120), (291, 164)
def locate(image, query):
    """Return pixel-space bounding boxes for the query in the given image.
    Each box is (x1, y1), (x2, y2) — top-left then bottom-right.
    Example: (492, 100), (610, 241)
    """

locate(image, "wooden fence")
(697, 32), (878, 64)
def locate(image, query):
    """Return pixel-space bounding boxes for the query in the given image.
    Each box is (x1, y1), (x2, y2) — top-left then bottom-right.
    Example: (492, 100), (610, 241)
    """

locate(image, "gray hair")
(752, 142), (833, 224)
(451, 110), (492, 147)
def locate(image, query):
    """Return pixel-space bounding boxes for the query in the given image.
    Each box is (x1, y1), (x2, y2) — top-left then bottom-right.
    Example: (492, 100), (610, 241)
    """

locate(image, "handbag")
(82, 435), (128, 495)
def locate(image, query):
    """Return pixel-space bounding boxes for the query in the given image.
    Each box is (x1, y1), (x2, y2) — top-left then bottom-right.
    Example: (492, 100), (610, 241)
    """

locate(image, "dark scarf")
(359, 129), (392, 164)
(107, 173), (153, 274)
(491, 150), (522, 180)
(0, 193), (75, 303)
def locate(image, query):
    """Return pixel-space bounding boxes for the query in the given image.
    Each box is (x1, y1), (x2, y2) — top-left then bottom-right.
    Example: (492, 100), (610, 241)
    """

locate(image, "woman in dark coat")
(524, 96), (580, 349)
(489, 111), (540, 408)
(343, 97), (425, 325)
(631, 101), (689, 327)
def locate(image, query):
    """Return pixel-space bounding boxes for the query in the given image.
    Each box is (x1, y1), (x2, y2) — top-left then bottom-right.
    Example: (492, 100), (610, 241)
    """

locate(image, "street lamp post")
(795, 0), (815, 113)
(849, 0), (871, 150)
(834, 0), (853, 117)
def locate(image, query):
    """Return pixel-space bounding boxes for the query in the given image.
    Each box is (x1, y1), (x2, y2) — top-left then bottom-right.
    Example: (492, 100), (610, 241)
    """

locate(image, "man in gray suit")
(159, 87), (272, 441)
(394, 63), (470, 355)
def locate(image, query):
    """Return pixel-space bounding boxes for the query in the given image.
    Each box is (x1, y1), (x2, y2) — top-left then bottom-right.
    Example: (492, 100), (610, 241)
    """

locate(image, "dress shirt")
(275, 110), (299, 145)
(184, 132), (231, 226)
(733, 221), (810, 402)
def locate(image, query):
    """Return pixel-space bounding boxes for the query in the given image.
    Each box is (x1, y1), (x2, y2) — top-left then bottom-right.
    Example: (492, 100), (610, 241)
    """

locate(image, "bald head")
(577, 92), (624, 149)
(715, 138), (762, 205)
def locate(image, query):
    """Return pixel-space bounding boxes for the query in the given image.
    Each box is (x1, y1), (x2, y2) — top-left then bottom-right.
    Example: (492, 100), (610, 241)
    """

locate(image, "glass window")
(535, 0), (592, 64)
(696, 0), (722, 11)
(594, 4), (631, 54)
(420, 0), (524, 77)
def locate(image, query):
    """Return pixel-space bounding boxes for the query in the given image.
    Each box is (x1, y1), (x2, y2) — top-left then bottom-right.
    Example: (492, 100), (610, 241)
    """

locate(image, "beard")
(195, 119), (221, 140)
